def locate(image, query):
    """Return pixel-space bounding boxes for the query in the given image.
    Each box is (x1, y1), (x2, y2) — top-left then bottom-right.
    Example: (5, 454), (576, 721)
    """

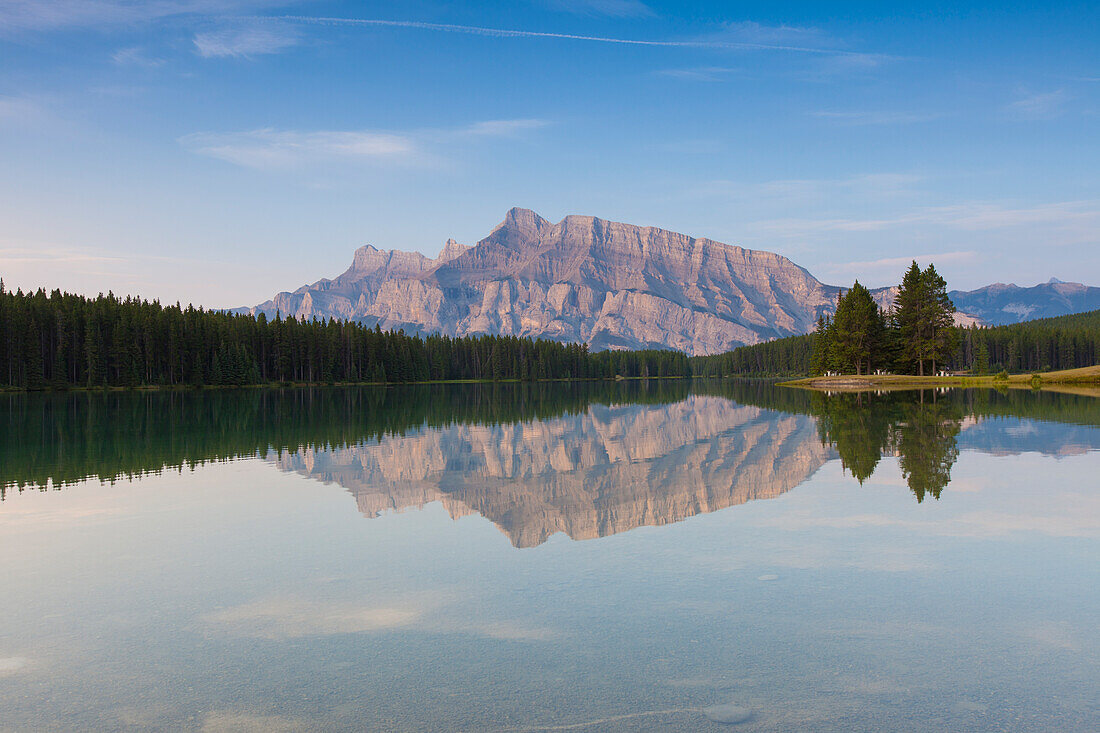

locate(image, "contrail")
(261, 15), (875, 57)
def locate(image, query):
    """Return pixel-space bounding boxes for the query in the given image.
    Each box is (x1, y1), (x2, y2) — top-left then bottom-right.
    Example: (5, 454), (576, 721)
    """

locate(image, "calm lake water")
(1, 381), (1097, 732)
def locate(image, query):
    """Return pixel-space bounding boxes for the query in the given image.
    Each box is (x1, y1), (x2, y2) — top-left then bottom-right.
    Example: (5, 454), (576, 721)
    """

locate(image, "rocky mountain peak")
(438, 238), (469, 263)
(245, 207), (1100, 352)
(495, 207), (551, 237)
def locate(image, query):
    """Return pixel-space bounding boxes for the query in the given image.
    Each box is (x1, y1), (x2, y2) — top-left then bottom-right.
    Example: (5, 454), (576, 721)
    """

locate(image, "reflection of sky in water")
(0, 403), (1097, 731)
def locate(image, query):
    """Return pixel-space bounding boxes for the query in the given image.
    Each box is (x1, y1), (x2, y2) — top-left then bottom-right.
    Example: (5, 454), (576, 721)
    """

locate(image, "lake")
(1, 381), (1097, 731)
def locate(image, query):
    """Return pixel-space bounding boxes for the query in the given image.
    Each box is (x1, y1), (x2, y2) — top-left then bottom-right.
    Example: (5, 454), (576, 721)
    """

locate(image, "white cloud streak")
(751, 200), (1100, 241)
(1006, 89), (1067, 119)
(656, 66), (741, 82)
(543, 0), (655, 18)
(111, 46), (165, 66)
(193, 25), (298, 57)
(179, 128), (419, 168)
(457, 118), (550, 137)
(811, 110), (941, 125)
(822, 251), (977, 274)
(179, 118), (550, 169)
(0, 0), (284, 32)
(264, 15), (881, 58)
(0, 95), (43, 122)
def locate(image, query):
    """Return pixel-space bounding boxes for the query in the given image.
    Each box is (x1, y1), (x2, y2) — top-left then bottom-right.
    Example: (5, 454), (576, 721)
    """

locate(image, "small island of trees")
(811, 261), (959, 377)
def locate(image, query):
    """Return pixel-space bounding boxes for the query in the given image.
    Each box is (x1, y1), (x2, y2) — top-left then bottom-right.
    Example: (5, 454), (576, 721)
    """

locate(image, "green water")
(1, 382), (1097, 731)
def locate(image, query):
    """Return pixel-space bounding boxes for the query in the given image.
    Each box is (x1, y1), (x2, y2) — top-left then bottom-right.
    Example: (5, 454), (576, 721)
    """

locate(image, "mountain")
(245, 207), (1090, 355)
(947, 279), (1100, 325)
(247, 207), (843, 356)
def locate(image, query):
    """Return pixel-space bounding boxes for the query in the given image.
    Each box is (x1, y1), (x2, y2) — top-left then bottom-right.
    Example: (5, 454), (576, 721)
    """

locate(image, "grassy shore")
(780, 365), (1100, 393)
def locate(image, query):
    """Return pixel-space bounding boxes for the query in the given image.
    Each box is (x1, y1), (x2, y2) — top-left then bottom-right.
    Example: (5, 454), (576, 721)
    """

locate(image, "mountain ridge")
(245, 208), (1095, 355)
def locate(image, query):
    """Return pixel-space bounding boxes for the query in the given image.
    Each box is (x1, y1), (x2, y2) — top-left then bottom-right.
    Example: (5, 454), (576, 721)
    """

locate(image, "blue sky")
(1, 1), (1098, 307)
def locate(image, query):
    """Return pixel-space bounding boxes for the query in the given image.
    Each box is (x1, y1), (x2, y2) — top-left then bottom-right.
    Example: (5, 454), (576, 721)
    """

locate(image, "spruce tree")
(893, 261), (928, 375)
(830, 282), (883, 375)
(921, 263), (958, 374)
(809, 315), (832, 375)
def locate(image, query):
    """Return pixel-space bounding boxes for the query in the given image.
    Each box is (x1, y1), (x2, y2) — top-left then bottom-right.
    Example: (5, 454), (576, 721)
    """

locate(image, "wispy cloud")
(693, 173), (923, 205)
(456, 118), (549, 137)
(823, 251), (978, 275)
(1006, 89), (1067, 119)
(0, 0), (285, 33)
(701, 20), (892, 67)
(193, 24), (299, 58)
(0, 244), (125, 265)
(180, 118), (550, 169)
(811, 110), (940, 125)
(266, 15), (883, 58)
(750, 200), (1100, 244)
(656, 66), (741, 82)
(0, 94), (43, 122)
(180, 128), (419, 168)
(111, 46), (164, 67)
(707, 20), (832, 47)
(543, 0), (654, 17)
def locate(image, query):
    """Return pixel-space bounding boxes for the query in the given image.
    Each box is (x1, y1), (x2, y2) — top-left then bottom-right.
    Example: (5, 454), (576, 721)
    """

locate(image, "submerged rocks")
(702, 702), (753, 724)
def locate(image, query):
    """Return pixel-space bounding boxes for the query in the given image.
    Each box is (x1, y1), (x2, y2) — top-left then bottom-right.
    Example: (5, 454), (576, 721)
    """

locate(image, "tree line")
(0, 283), (690, 390)
(693, 264), (1100, 378)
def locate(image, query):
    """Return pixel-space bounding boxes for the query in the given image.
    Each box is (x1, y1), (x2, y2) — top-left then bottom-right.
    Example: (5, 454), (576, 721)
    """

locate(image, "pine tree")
(922, 264), (958, 375)
(893, 261), (928, 375)
(973, 338), (990, 375)
(830, 282), (884, 375)
(809, 315), (832, 375)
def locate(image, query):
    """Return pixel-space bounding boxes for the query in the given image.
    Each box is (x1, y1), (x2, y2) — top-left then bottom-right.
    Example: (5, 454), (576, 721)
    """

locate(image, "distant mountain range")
(948, 278), (1100, 326)
(244, 208), (1098, 355)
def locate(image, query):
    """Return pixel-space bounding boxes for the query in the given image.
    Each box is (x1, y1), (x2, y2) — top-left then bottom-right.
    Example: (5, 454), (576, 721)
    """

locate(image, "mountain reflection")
(274, 395), (829, 547)
(273, 387), (1100, 542)
(3, 383), (1099, 542)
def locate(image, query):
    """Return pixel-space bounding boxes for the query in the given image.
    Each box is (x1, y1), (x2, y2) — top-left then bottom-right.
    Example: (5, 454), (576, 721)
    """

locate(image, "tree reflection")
(812, 390), (964, 501)
(895, 398), (962, 502)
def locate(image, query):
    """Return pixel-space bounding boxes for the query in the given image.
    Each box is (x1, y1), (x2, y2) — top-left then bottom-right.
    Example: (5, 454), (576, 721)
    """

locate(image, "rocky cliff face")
(250, 207), (1080, 352)
(271, 395), (832, 547)
(248, 208), (843, 355)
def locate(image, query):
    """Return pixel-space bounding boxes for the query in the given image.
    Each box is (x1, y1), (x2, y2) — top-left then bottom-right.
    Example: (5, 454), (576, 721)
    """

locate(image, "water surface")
(1, 382), (1097, 731)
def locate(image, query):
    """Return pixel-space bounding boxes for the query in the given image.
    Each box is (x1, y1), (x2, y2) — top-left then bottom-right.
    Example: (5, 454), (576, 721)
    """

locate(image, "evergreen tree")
(809, 315), (832, 375)
(922, 264), (958, 374)
(893, 261), (929, 375)
(829, 281), (885, 375)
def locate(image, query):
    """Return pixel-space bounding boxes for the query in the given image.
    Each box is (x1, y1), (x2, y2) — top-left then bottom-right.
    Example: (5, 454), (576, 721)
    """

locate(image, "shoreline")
(779, 366), (1100, 393)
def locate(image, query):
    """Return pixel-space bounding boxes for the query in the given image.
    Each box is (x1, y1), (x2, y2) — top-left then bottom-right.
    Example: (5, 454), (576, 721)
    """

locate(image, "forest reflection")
(812, 391), (964, 502)
(0, 380), (797, 496)
(2, 382), (1098, 532)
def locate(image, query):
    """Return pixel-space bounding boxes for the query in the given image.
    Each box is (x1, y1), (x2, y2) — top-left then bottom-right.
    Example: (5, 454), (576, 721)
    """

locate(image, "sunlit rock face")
(272, 395), (832, 547)
(249, 208), (1100, 350)
(248, 208), (844, 355)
